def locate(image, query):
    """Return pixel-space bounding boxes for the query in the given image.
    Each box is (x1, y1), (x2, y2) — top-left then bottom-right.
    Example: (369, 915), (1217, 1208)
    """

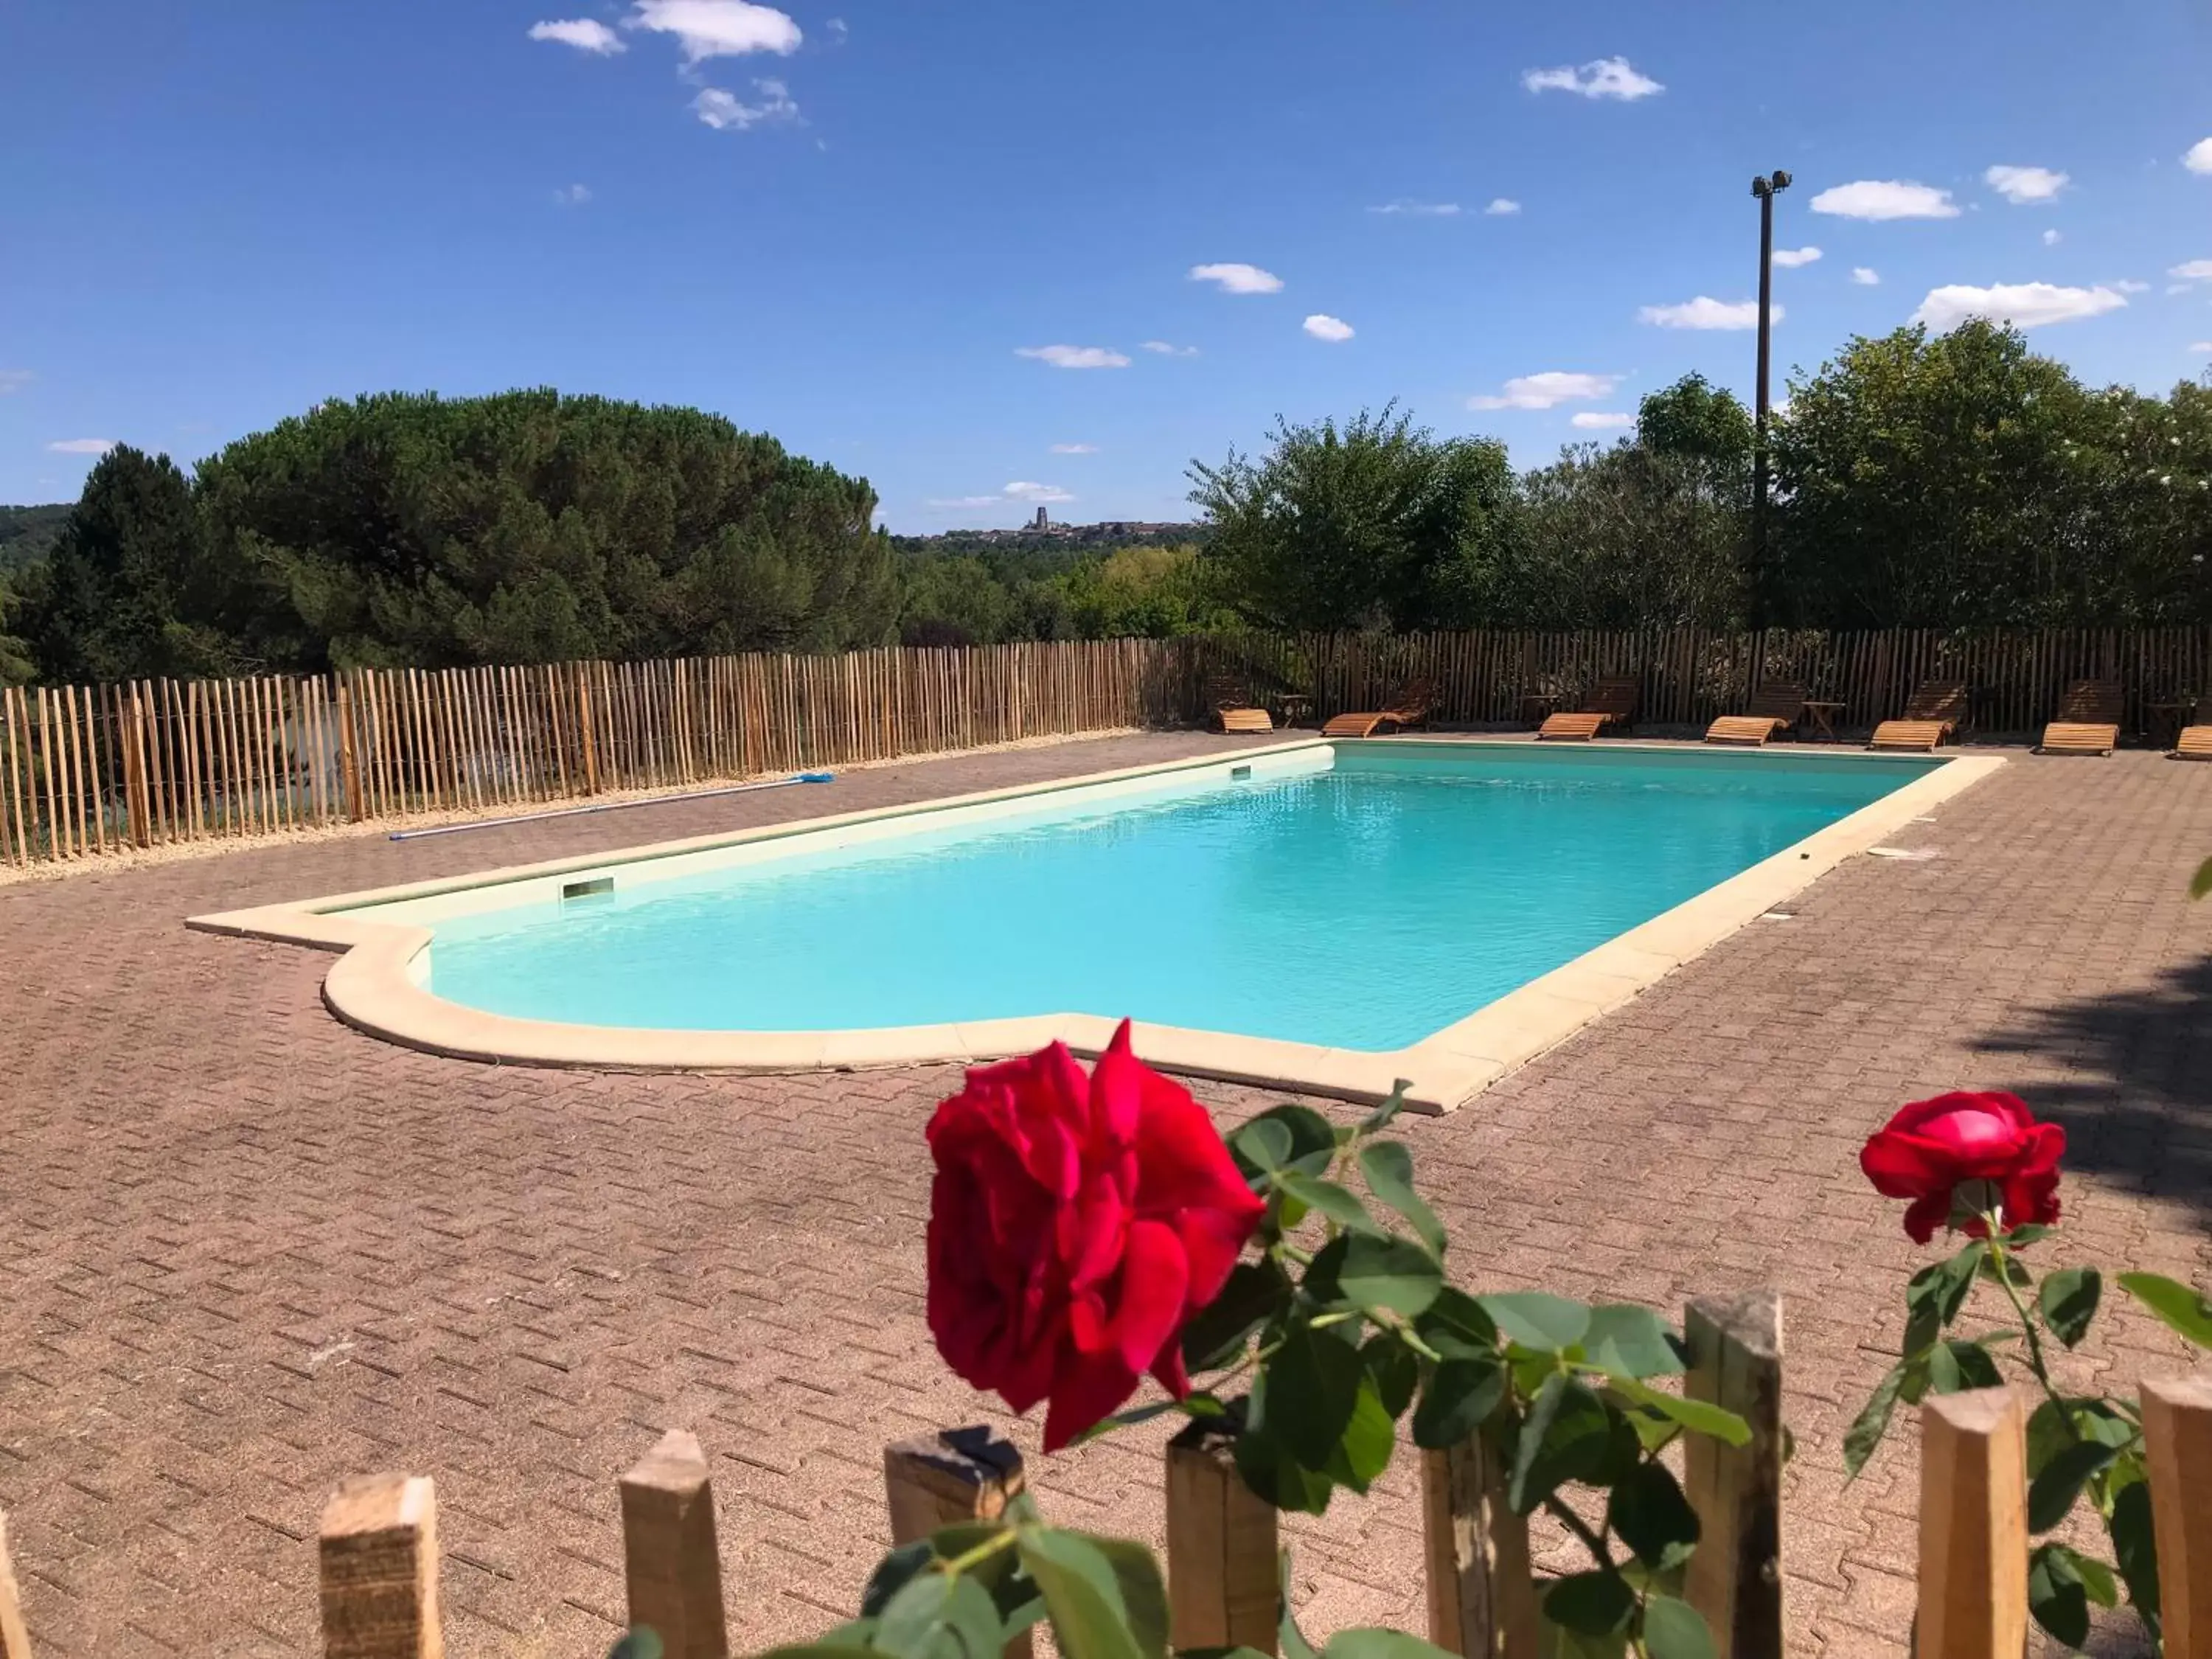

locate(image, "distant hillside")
(0, 504), (69, 577)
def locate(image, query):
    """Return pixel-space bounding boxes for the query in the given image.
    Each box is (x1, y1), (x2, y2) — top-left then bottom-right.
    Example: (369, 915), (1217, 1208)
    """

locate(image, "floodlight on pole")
(1749, 169), (1791, 629)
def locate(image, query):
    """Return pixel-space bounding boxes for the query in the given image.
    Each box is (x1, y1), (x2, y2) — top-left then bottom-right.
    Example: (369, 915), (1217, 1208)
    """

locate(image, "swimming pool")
(192, 738), (2002, 1111)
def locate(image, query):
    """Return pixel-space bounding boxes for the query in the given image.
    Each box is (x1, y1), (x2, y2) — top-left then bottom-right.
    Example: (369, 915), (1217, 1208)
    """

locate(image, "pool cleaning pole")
(386, 771), (835, 841)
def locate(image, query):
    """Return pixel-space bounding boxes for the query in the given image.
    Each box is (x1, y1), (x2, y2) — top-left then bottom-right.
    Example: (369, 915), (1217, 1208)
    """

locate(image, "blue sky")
(3, 1), (2209, 529)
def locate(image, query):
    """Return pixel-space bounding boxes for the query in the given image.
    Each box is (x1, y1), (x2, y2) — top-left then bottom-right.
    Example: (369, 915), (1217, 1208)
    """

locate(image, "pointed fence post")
(1419, 1436), (1540, 1659)
(2143, 1374), (2212, 1659)
(884, 1428), (1031, 1659)
(338, 680), (365, 821)
(0, 1508), (32, 1659)
(619, 1430), (729, 1659)
(1164, 1422), (1278, 1656)
(319, 1473), (442, 1659)
(1916, 1389), (2027, 1659)
(1683, 1290), (1785, 1659)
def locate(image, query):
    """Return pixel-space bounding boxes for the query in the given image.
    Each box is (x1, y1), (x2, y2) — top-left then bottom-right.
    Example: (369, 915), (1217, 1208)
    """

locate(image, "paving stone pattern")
(1, 733), (2208, 1657)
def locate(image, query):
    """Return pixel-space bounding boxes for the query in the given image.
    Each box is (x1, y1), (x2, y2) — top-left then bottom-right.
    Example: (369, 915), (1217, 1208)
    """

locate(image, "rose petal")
(1042, 1350), (1140, 1452)
(1902, 1192), (1951, 1244)
(1106, 1219), (1192, 1377)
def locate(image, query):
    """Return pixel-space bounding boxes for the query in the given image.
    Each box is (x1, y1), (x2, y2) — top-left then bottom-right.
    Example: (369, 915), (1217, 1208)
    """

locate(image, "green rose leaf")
(1082, 1537), (1170, 1659)
(1356, 1141), (1446, 1257)
(1419, 1285), (1500, 1350)
(1542, 1571), (1636, 1637)
(2037, 1267), (2102, 1349)
(1927, 1338), (2003, 1394)
(1233, 1118), (1294, 1175)
(1323, 1632), (1461, 1659)
(2192, 854), (2212, 900)
(1607, 1461), (1701, 1573)
(2028, 1543), (2090, 1649)
(1333, 1231), (1444, 1317)
(1015, 1528), (1152, 1659)
(1183, 1259), (1290, 1373)
(2028, 1441), (2121, 1534)
(1582, 1305), (1686, 1380)
(877, 1567), (1006, 1659)
(1479, 1292), (1592, 1354)
(2025, 1397), (2136, 1478)
(1357, 1083), (1411, 1135)
(2004, 1223), (2051, 1246)
(1606, 1375), (1751, 1449)
(1904, 1242), (1982, 1354)
(1361, 1335), (1419, 1419)
(1275, 1172), (1380, 1235)
(1323, 1372), (1398, 1495)
(1844, 1361), (1907, 1477)
(1270, 1322), (1366, 1470)
(1638, 1595), (1717, 1659)
(2110, 1473), (2162, 1629)
(608, 1632), (667, 1659)
(1411, 1350), (1508, 1450)
(2119, 1272), (2212, 1349)
(1508, 1374), (1612, 1514)
(1278, 1551), (1320, 1659)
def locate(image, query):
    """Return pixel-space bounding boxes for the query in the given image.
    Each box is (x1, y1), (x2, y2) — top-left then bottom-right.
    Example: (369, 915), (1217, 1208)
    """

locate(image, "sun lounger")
(2037, 680), (2122, 755)
(1537, 675), (1641, 742)
(1324, 678), (1437, 738)
(2174, 726), (2212, 760)
(1705, 681), (1809, 745)
(1206, 675), (1273, 734)
(1869, 681), (1968, 751)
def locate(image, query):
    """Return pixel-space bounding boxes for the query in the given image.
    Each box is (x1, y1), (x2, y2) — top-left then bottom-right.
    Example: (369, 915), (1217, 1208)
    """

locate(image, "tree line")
(4, 321), (2208, 688)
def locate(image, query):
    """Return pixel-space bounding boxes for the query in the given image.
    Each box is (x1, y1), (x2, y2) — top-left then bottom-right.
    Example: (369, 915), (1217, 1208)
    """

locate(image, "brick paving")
(1, 731), (2208, 1657)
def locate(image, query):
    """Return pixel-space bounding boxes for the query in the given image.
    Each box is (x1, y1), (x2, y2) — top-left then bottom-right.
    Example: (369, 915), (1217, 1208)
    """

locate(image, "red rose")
(925, 1020), (1265, 1450)
(1860, 1091), (2065, 1243)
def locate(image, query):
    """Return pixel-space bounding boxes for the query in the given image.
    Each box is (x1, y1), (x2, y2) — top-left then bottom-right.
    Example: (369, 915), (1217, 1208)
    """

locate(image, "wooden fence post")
(1683, 1290), (1784, 1659)
(122, 686), (150, 848)
(1916, 1389), (2026, 1659)
(2143, 1374), (2212, 1659)
(337, 680), (365, 822)
(1165, 1422), (1278, 1655)
(1420, 1436), (1540, 1659)
(577, 665), (602, 796)
(883, 1426), (1026, 1544)
(319, 1473), (442, 1659)
(0, 1507), (32, 1659)
(619, 1430), (728, 1659)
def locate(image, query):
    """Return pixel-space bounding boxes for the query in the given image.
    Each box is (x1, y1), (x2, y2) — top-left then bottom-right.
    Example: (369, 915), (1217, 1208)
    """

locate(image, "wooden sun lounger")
(1869, 681), (1968, 751)
(2037, 679), (2122, 756)
(1705, 682), (1809, 746)
(1537, 676), (1640, 742)
(1323, 679), (1437, 739)
(2175, 726), (2212, 760)
(1206, 676), (1273, 734)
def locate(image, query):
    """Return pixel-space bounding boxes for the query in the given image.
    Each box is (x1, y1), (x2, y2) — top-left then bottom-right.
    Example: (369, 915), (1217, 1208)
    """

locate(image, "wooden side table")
(1803, 700), (1848, 742)
(1271, 693), (1313, 729)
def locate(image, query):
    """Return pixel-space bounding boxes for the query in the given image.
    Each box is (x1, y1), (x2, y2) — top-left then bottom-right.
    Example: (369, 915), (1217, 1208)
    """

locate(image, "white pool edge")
(188, 737), (2006, 1114)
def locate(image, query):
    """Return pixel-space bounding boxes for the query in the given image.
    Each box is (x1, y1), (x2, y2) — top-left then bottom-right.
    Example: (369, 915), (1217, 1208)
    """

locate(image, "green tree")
(1189, 404), (1517, 632)
(30, 446), (240, 684)
(1637, 372), (1756, 480)
(1062, 544), (1234, 637)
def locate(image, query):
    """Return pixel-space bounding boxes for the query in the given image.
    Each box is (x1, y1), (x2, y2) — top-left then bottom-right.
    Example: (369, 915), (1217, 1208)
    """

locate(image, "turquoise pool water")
(409, 745), (1935, 1052)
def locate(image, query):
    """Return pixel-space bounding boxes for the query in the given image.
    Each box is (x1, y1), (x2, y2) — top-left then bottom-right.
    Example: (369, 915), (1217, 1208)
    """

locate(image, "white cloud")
(1521, 57), (1663, 100)
(0, 369), (31, 394)
(552, 183), (593, 206)
(1189, 262), (1283, 295)
(1571, 411), (1635, 431)
(1050, 442), (1099, 454)
(825, 15), (847, 41)
(529, 18), (626, 52)
(1140, 341), (1199, 357)
(2112, 279), (2151, 293)
(1770, 246), (1822, 268)
(1851, 267), (1881, 286)
(627, 0), (801, 60)
(1485, 198), (1521, 216)
(2184, 138), (2212, 175)
(1467, 371), (1620, 411)
(1016, 345), (1131, 369)
(693, 79), (797, 130)
(1370, 200), (1459, 217)
(1639, 296), (1771, 330)
(1985, 164), (2068, 204)
(2191, 342), (2212, 355)
(1809, 180), (1961, 220)
(1912, 282), (2127, 332)
(2168, 260), (2212, 282)
(48, 438), (116, 455)
(2042, 229), (2063, 246)
(928, 481), (1076, 510)
(1303, 313), (1354, 342)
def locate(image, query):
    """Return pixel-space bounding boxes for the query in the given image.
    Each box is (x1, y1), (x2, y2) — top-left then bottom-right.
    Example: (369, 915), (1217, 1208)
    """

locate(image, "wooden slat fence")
(7, 627), (2212, 871)
(1, 1297), (2205, 1659)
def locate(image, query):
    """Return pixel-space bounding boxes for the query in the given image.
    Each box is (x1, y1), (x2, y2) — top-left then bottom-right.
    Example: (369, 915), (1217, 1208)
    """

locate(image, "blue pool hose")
(386, 771), (835, 841)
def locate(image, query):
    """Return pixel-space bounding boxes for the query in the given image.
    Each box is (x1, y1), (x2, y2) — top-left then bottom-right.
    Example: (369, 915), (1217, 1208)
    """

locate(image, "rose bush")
(1858, 1091), (2065, 1242)
(1849, 1089), (2212, 1652)
(925, 1020), (1265, 1450)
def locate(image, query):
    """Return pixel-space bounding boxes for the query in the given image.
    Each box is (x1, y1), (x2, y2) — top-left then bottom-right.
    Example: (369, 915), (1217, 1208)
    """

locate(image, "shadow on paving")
(1969, 950), (2212, 1220)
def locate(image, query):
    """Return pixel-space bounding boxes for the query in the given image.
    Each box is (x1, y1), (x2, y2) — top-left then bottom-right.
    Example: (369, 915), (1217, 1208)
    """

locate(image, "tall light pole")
(1749, 169), (1791, 630)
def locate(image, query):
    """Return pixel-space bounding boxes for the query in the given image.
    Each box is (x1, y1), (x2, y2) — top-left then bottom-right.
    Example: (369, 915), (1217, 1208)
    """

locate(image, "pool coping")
(187, 737), (2006, 1114)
